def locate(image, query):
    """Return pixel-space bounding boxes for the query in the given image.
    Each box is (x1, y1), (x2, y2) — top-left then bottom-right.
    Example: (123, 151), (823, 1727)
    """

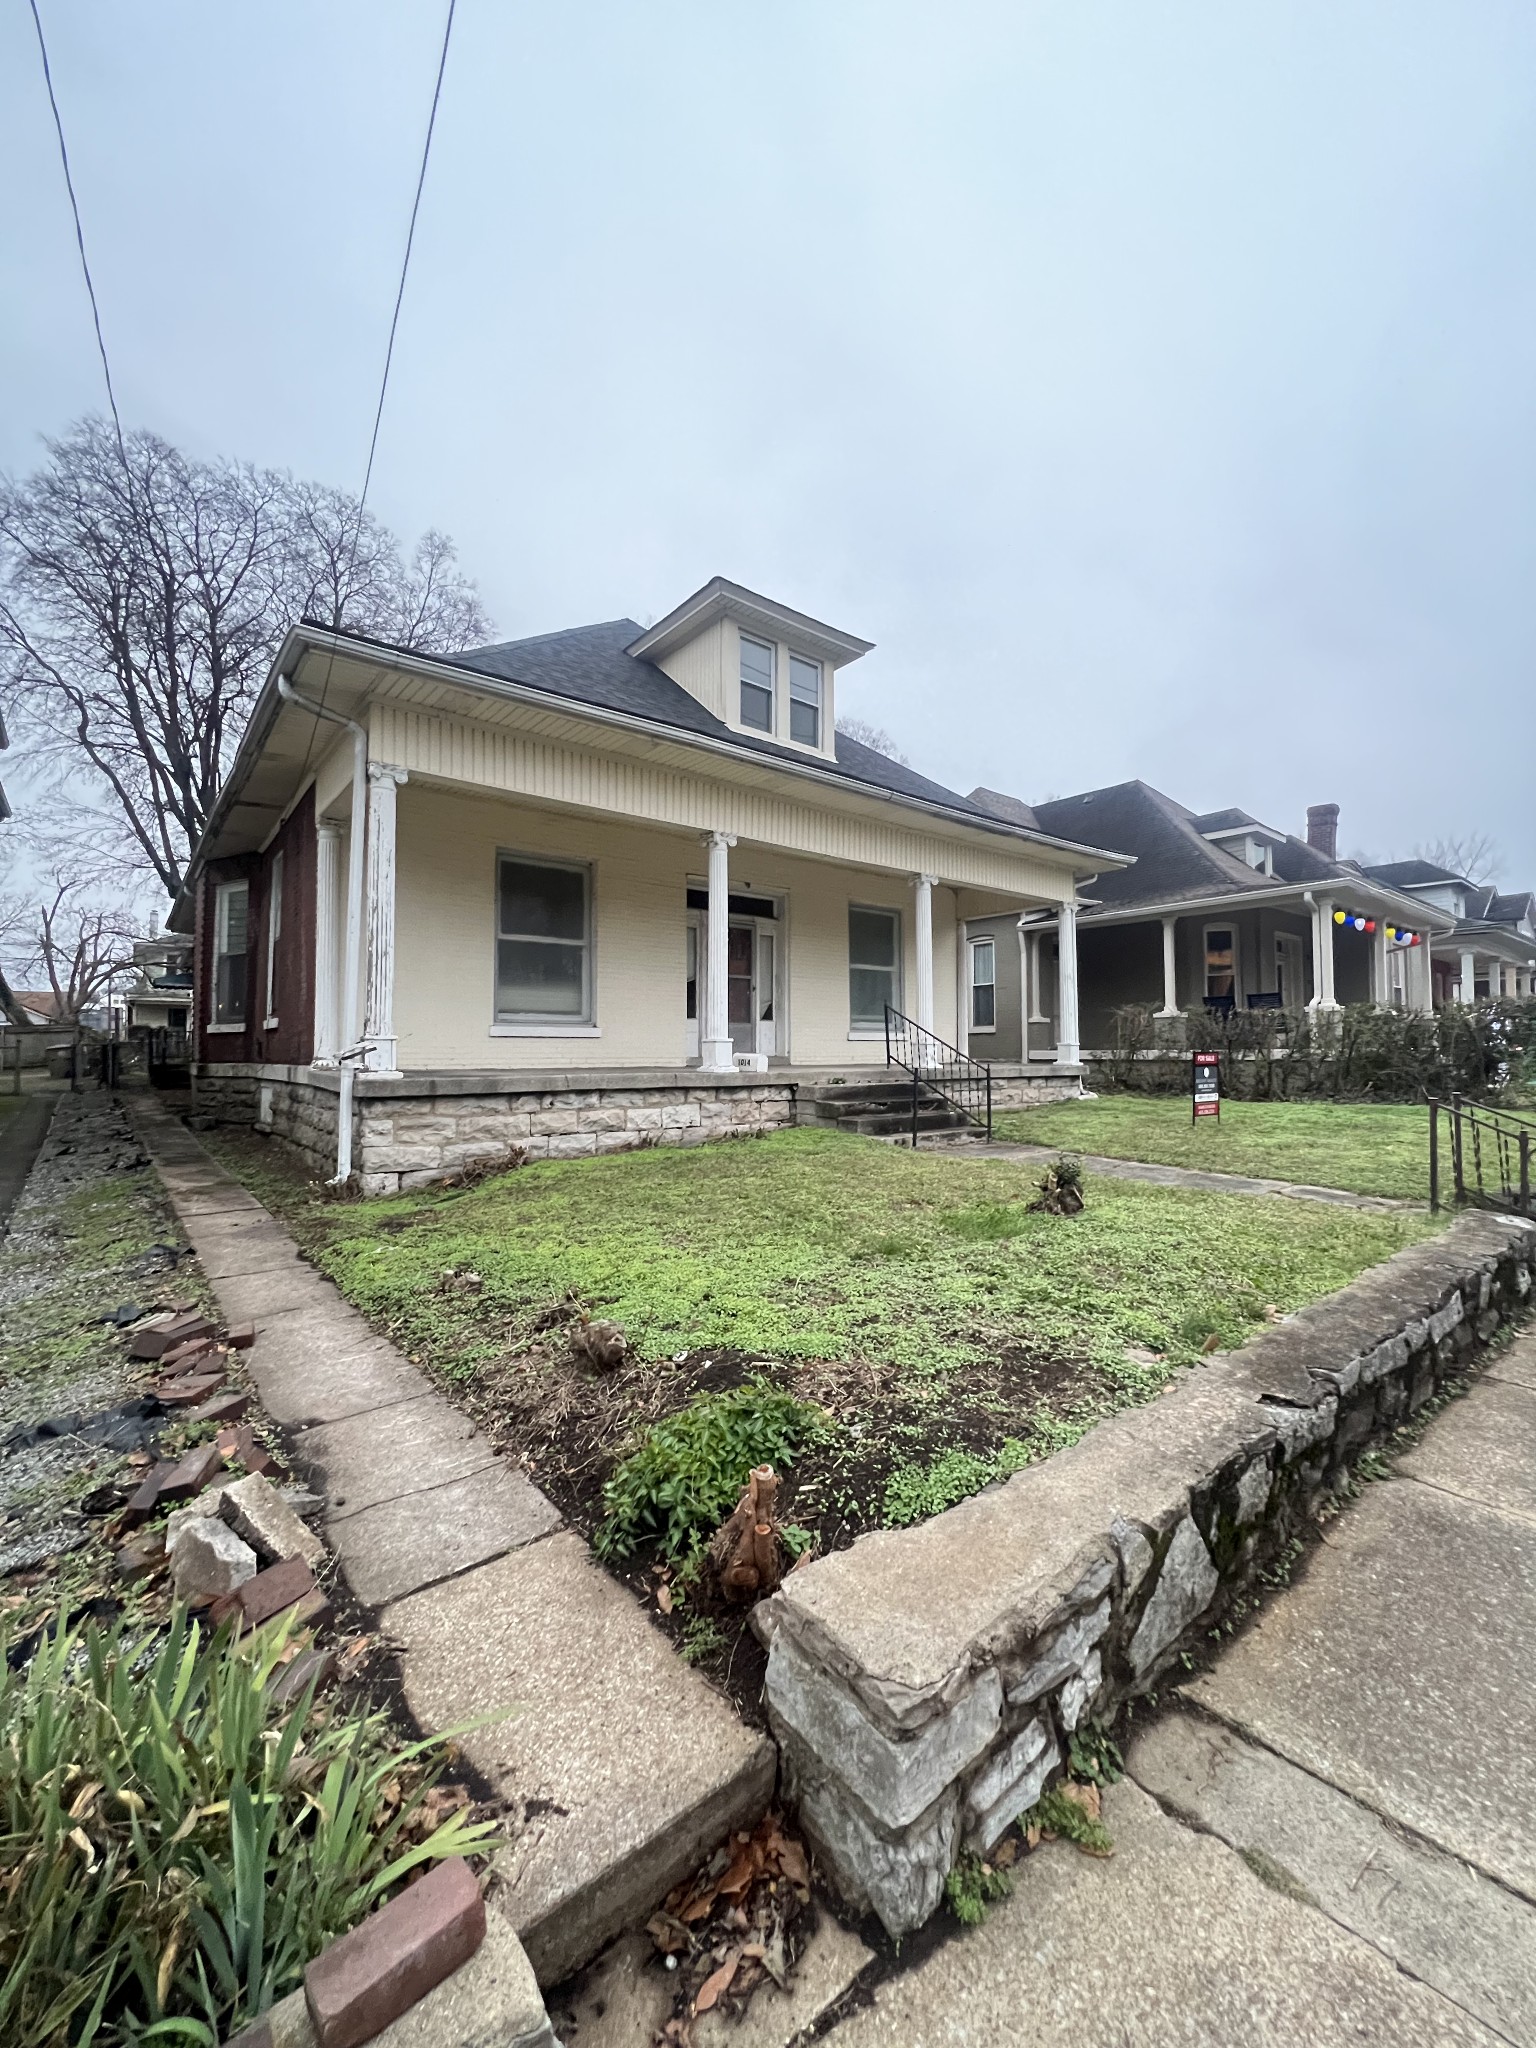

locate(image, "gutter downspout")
(276, 675), (367, 1183)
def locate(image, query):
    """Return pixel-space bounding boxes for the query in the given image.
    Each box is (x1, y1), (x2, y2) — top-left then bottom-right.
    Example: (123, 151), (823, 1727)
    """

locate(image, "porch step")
(796, 1075), (978, 1138)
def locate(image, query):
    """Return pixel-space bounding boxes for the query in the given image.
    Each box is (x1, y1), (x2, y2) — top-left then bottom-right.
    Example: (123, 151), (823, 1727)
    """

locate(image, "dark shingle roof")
(1362, 859), (1468, 889)
(1188, 807), (1265, 835)
(456, 619), (1015, 823)
(968, 787), (1041, 831)
(1024, 781), (1272, 909)
(1490, 891), (1536, 924)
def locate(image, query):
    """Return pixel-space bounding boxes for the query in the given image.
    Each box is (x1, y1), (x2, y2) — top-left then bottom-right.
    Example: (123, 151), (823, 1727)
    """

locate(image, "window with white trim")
(495, 854), (592, 1023)
(264, 850), (284, 1025)
(788, 654), (822, 746)
(849, 905), (900, 1031)
(739, 635), (774, 732)
(969, 936), (996, 1028)
(212, 880), (250, 1026)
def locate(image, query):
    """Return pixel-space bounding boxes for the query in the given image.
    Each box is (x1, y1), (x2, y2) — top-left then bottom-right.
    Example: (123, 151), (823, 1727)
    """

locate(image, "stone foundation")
(988, 1073), (1084, 1110)
(758, 1211), (1536, 1937)
(190, 1065), (797, 1194)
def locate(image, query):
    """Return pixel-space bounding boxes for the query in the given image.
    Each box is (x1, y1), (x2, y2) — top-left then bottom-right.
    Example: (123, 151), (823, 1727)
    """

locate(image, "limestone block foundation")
(759, 1211), (1536, 1937)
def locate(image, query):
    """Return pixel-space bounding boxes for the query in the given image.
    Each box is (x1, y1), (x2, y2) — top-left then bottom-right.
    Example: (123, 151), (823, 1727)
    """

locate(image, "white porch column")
(362, 763), (408, 1075)
(1055, 901), (1081, 1067)
(1309, 897), (1338, 1010)
(1371, 917), (1389, 1006)
(1489, 961), (1504, 1000)
(1156, 915), (1180, 1017)
(913, 874), (936, 1032)
(1460, 948), (1477, 1003)
(954, 913), (968, 1054)
(311, 818), (343, 1066)
(700, 830), (737, 1073)
(1016, 917), (1032, 1061)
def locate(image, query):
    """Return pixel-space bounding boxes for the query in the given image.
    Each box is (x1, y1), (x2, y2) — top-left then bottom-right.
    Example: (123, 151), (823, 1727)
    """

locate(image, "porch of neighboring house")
(1433, 941), (1536, 1004)
(966, 889), (1437, 1058)
(192, 765), (1086, 1194)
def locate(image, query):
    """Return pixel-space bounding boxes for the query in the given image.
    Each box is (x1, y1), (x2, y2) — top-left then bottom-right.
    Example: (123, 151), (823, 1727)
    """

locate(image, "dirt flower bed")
(200, 1125), (1438, 1697)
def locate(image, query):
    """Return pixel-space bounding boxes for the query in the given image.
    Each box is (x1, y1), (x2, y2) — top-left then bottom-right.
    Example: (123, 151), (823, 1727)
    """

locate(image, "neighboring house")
(1361, 862), (1536, 1002)
(960, 786), (1455, 1057)
(125, 935), (194, 1033)
(172, 578), (1131, 1192)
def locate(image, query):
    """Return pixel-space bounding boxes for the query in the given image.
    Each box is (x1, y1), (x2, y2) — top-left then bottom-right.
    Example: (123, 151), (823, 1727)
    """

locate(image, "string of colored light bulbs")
(1332, 910), (1421, 945)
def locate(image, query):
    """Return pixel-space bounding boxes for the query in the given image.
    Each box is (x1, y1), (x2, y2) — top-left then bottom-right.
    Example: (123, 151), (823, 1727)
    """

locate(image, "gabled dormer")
(627, 577), (872, 764)
(1189, 808), (1287, 876)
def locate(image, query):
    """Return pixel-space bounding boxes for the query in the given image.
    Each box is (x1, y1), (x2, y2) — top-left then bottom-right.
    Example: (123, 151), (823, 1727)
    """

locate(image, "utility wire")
(28, 0), (132, 476)
(300, 0), (458, 774)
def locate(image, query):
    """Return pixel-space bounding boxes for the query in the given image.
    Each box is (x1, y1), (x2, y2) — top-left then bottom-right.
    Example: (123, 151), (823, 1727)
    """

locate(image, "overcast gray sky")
(4, 1), (1533, 883)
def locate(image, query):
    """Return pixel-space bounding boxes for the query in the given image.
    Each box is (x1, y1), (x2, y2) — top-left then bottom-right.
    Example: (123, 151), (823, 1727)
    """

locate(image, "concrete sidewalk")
(826, 1332), (1536, 2047)
(130, 1098), (774, 1988)
(973, 1138), (1419, 1211)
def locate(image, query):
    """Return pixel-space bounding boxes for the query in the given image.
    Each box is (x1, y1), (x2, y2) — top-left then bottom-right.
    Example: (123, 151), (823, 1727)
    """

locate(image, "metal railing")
(884, 1005), (993, 1145)
(1430, 1094), (1535, 1214)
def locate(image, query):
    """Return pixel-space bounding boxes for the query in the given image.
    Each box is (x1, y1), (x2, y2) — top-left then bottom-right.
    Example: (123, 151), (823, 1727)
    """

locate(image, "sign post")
(1193, 1050), (1221, 1123)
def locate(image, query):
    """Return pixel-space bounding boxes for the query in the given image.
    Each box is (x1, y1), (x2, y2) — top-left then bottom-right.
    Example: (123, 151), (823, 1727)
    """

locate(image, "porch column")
(700, 830), (737, 1073)
(311, 817), (343, 1066)
(913, 874), (936, 1033)
(954, 914), (968, 1054)
(1309, 897), (1338, 1010)
(1489, 961), (1504, 1000)
(1371, 917), (1389, 1006)
(362, 763), (408, 1075)
(1460, 948), (1477, 1003)
(1055, 901), (1081, 1067)
(1017, 916), (1032, 1060)
(1156, 915), (1179, 1017)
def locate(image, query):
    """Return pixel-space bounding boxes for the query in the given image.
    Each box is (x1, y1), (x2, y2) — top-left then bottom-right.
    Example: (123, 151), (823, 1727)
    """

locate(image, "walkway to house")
(824, 1331), (1536, 2047)
(936, 1137), (1421, 1212)
(126, 1094), (774, 1990)
(0, 1087), (58, 1234)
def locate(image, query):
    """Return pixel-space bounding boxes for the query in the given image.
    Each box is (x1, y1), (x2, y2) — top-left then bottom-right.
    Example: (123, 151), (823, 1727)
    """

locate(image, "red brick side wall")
(195, 788), (316, 1067)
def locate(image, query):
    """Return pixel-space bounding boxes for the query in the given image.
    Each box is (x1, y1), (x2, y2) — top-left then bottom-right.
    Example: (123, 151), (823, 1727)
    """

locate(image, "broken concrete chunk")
(221, 1472), (327, 1568)
(165, 1485), (235, 1553)
(171, 1517), (259, 1602)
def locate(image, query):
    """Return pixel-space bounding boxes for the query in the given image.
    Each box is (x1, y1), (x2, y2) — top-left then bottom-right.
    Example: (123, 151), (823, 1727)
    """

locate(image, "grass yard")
(208, 1126), (1436, 1578)
(994, 1095), (1433, 1201)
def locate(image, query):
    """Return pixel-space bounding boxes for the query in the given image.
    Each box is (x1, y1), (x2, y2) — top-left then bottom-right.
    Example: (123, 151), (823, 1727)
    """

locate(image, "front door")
(687, 912), (778, 1060)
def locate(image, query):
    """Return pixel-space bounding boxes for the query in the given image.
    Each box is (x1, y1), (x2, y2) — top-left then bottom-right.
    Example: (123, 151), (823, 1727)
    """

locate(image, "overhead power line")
(28, 0), (132, 473)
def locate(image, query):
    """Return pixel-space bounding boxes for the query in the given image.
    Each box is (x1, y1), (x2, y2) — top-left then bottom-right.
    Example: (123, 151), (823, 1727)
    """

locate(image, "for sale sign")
(1193, 1051), (1221, 1121)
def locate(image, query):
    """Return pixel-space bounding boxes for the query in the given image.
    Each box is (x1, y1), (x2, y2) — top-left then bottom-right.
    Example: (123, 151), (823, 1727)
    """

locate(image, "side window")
(849, 905), (900, 1030)
(496, 854), (592, 1023)
(212, 880), (250, 1026)
(739, 636), (774, 732)
(788, 654), (821, 746)
(969, 937), (996, 1028)
(264, 850), (284, 1024)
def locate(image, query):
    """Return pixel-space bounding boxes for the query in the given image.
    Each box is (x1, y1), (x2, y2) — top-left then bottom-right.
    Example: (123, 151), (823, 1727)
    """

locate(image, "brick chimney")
(1306, 803), (1339, 860)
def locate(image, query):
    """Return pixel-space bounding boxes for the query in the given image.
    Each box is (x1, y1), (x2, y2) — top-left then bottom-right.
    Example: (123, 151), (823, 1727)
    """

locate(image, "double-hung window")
(264, 851), (284, 1026)
(212, 880), (250, 1027)
(496, 854), (592, 1024)
(969, 937), (996, 1028)
(739, 635), (774, 732)
(788, 654), (822, 746)
(849, 905), (900, 1031)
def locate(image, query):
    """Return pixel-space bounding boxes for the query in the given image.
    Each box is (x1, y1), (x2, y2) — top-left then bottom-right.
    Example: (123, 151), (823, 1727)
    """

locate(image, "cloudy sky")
(3, 1), (1533, 882)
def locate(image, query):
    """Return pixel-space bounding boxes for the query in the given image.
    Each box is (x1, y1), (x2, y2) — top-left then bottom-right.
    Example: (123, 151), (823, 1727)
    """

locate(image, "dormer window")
(740, 637), (774, 732)
(789, 655), (822, 747)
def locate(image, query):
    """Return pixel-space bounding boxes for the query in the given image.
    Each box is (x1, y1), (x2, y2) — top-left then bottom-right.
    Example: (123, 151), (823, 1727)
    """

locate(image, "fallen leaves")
(646, 1810), (813, 2036)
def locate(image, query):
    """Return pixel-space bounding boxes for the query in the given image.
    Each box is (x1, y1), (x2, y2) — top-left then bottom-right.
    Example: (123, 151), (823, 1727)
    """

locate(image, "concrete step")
(838, 1108), (976, 1137)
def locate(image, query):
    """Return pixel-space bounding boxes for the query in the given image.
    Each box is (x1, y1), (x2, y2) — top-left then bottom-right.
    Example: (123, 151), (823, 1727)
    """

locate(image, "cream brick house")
(175, 579), (1129, 1191)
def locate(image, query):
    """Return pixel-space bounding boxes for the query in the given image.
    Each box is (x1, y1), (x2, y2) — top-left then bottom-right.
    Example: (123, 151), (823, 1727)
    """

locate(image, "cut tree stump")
(705, 1467), (785, 1604)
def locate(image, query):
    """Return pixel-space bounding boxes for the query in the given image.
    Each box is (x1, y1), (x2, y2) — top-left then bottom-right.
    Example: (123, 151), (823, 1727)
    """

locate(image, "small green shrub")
(0, 1611), (498, 2048)
(945, 1850), (1013, 1927)
(1030, 1786), (1114, 1855)
(1067, 1726), (1125, 1787)
(595, 1380), (830, 1564)
(678, 1616), (727, 1665)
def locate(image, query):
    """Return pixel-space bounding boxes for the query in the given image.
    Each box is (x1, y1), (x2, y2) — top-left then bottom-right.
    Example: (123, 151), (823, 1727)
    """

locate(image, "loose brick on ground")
(303, 1855), (485, 2048)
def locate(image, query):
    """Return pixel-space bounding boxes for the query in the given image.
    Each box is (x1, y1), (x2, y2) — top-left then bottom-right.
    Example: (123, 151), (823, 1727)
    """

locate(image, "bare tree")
(0, 869), (147, 1025)
(0, 420), (492, 900)
(1414, 832), (1501, 887)
(836, 717), (909, 765)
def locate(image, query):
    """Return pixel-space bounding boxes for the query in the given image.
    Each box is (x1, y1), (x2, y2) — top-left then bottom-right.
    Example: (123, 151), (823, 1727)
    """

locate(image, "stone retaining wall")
(758, 1210), (1536, 1936)
(190, 1067), (797, 1194)
(987, 1074), (1084, 1110)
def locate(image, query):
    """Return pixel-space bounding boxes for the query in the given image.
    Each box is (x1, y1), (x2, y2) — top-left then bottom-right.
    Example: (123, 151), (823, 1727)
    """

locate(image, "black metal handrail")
(1430, 1094), (1535, 1214)
(884, 1005), (993, 1145)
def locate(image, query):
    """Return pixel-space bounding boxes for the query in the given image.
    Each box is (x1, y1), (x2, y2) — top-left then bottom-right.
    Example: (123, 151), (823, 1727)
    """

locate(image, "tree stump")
(704, 1466), (784, 1604)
